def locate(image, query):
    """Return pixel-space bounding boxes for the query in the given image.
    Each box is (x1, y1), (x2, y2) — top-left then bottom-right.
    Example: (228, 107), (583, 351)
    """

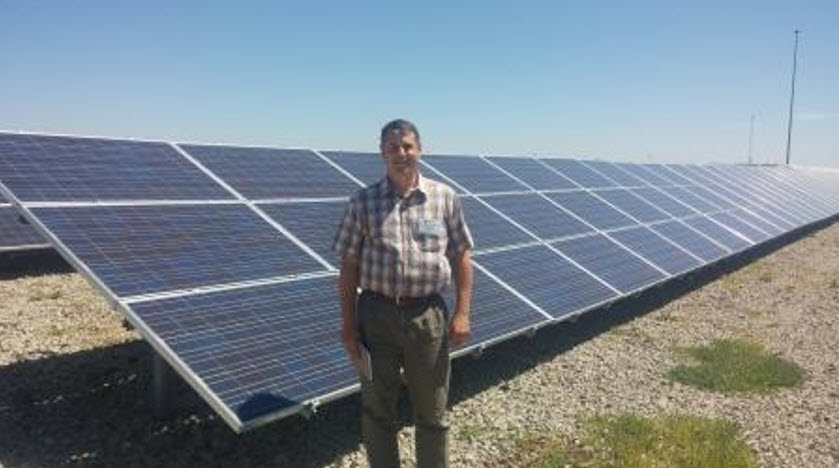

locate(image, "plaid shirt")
(333, 174), (473, 299)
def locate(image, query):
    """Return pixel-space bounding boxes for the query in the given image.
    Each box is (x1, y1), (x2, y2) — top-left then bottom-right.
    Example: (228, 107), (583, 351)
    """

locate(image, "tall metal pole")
(784, 29), (800, 165)
(748, 113), (755, 164)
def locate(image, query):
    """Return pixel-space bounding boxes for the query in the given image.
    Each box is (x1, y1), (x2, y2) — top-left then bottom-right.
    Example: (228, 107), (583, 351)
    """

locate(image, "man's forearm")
(339, 259), (360, 326)
(453, 249), (473, 316)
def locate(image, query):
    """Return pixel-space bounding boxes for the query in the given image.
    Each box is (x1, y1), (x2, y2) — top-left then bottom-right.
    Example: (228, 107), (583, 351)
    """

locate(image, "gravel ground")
(1, 222), (837, 467)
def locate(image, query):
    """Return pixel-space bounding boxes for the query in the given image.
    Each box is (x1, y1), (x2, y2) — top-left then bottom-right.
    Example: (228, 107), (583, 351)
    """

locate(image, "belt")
(362, 290), (436, 308)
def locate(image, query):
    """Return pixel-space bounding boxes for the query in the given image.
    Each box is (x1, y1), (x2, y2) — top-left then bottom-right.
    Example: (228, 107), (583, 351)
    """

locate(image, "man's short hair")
(380, 119), (421, 148)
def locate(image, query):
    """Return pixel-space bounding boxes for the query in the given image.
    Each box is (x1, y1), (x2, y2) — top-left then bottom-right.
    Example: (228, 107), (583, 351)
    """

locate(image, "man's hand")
(449, 311), (471, 347)
(341, 322), (362, 369)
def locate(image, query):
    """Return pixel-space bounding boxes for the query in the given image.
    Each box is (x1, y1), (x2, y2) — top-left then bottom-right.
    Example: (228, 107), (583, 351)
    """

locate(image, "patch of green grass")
(509, 414), (757, 468)
(49, 326), (72, 337)
(28, 289), (63, 302)
(668, 339), (805, 393)
(586, 414), (758, 468)
(457, 424), (492, 443)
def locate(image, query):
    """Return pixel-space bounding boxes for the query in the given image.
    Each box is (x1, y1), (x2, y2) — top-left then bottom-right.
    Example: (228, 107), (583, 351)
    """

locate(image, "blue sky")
(1, 1), (837, 167)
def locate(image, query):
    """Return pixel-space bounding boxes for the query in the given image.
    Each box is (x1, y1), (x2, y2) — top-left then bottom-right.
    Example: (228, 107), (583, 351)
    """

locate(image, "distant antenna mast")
(747, 114), (755, 165)
(784, 29), (800, 165)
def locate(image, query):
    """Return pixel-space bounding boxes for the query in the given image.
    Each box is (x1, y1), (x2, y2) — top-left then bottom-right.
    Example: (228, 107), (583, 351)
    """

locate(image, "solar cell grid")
(644, 164), (692, 185)
(680, 216), (752, 252)
(180, 144), (360, 199)
(131, 276), (354, 425)
(739, 203), (796, 231)
(30, 204), (324, 297)
(257, 201), (346, 264)
(581, 161), (647, 187)
(591, 189), (671, 223)
(730, 209), (783, 237)
(485, 156), (578, 190)
(422, 155), (528, 194)
(320, 151), (384, 187)
(0, 206), (47, 250)
(459, 197), (532, 251)
(481, 193), (593, 240)
(544, 191), (637, 230)
(630, 188), (696, 217)
(660, 186), (718, 213)
(681, 185), (737, 210)
(0, 133), (232, 201)
(708, 212), (770, 243)
(445, 268), (549, 350)
(615, 163), (672, 186)
(538, 158), (617, 188)
(650, 220), (728, 262)
(608, 226), (702, 275)
(551, 234), (666, 293)
(477, 245), (618, 319)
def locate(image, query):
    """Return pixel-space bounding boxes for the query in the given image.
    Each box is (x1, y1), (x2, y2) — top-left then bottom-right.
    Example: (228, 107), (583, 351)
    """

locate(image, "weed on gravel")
(668, 338), (805, 393)
(503, 414), (757, 467)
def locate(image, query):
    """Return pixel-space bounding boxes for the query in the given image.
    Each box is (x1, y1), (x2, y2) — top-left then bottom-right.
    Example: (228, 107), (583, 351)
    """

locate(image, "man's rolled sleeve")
(334, 196), (363, 263)
(446, 195), (474, 259)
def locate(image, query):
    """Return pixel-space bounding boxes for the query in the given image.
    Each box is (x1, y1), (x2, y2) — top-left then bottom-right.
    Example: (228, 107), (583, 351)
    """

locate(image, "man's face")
(381, 131), (421, 178)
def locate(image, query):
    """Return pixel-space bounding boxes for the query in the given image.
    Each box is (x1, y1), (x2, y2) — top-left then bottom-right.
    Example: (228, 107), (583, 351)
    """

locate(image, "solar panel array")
(1, 132), (837, 433)
(0, 192), (49, 252)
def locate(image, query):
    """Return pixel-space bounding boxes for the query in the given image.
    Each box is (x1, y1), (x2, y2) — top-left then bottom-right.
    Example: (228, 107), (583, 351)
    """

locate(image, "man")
(334, 119), (474, 468)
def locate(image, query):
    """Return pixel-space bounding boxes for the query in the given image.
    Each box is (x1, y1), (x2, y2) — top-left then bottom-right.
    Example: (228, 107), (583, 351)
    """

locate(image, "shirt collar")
(382, 172), (428, 199)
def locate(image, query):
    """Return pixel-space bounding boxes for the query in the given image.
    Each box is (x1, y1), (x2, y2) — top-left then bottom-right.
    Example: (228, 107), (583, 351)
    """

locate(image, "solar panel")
(538, 158), (617, 188)
(257, 201), (346, 263)
(738, 203), (796, 231)
(30, 204), (324, 297)
(641, 164), (692, 185)
(0, 205), (47, 251)
(422, 155), (528, 194)
(449, 268), (550, 350)
(551, 234), (666, 293)
(131, 276), (353, 427)
(609, 226), (702, 275)
(681, 185), (737, 210)
(477, 245), (618, 319)
(320, 151), (384, 187)
(659, 186), (718, 213)
(630, 187), (696, 218)
(680, 216), (752, 252)
(544, 191), (637, 230)
(481, 193), (593, 240)
(0, 133), (232, 201)
(614, 162), (672, 187)
(180, 144), (360, 199)
(591, 189), (671, 223)
(650, 220), (728, 262)
(733, 209), (784, 236)
(460, 197), (532, 251)
(582, 161), (647, 187)
(485, 156), (578, 190)
(702, 167), (821, 221)
(677, 166), (808, 226)
(707, 212), (771, 243)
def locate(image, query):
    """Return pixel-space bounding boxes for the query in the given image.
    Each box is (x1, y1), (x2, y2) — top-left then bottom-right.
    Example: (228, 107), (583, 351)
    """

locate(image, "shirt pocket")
(412, 219), (447, 253)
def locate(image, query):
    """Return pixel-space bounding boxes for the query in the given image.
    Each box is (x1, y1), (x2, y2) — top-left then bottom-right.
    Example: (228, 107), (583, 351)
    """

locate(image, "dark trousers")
(357, 291), (450, 468)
